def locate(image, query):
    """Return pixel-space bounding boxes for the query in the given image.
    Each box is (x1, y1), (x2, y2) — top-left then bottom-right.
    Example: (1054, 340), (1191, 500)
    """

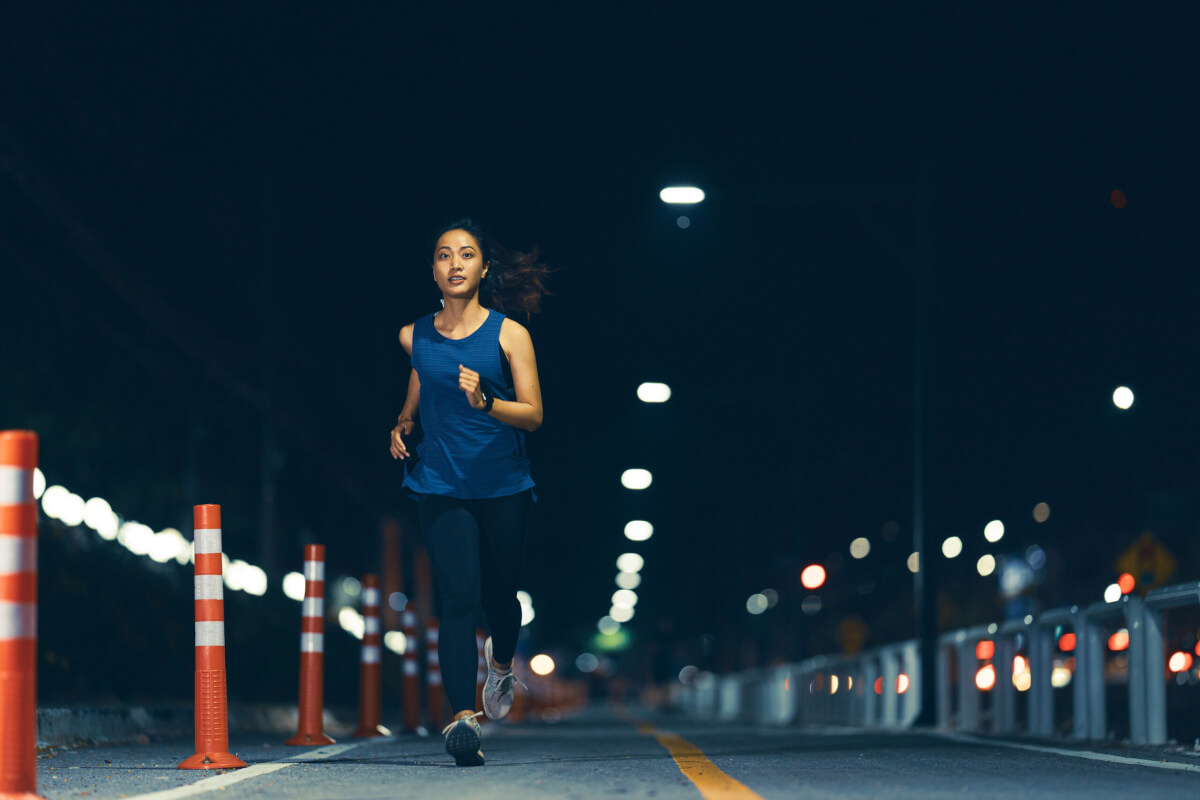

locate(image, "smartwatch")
(481, 390), (496, 413)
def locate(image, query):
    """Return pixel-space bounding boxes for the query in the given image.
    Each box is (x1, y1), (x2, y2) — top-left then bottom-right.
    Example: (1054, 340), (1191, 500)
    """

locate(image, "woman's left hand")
(458, 364), (486, 409)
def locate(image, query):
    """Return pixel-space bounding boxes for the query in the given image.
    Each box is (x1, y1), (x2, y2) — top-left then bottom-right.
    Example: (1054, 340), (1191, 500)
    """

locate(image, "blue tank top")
(402, 309), (536, 500)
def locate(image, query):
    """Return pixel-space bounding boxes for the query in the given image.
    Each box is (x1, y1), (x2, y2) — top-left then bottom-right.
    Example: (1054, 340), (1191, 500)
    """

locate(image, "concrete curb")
(37, 704), (358, 749)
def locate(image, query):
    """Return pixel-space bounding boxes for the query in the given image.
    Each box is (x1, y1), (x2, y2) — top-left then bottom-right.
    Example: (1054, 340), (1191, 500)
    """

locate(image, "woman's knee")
(440, 586), (479, 619)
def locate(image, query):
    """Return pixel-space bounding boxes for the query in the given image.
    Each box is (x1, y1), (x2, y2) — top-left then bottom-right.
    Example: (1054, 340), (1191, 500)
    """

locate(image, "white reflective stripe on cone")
(361, 645), (381, 664)
(403, 660), (418, 676)
(428, 653), (440, 666)
(300, 633), (324, 653)
(194, 529), (222, 554)
(0, 536), (36, 574)
(194, 574), (224, 600)
(401, 610), (416, 627)
(407, 634), (418, 651)
(195, 621), (225, 647)
(303, 561), (325, 582)
(428, 672), (442, 686)
(0, 466), (32, 504)
(302, 597), (324, 618)
(362, 588), (380, 605)
(0, 601), (36, 639)
(364, 617), (380, 634)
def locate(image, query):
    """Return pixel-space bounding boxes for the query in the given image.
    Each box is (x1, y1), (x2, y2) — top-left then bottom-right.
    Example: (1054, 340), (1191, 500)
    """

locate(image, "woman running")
(389, 218), (549, 766)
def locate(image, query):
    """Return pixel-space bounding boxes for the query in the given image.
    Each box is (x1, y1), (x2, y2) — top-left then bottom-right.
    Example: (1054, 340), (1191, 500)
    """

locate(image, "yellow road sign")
(1115, 531), (1177, 592)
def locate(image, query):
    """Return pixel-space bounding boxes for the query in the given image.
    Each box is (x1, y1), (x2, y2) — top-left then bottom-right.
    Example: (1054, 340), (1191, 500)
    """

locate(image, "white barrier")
(674, 580), (1200, 742)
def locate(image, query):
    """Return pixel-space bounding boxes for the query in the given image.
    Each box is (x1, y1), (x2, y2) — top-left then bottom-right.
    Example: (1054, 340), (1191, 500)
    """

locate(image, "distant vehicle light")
(1117, 573), (1136, 594)
(975, 665), (997, 691)
(1108, 629), (1130, 651)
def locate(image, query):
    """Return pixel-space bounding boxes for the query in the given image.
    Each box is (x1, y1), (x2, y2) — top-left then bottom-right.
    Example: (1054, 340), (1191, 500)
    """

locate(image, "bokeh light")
(636, 383), (672, 403)
(800, 564), (826, 590)
(984, 520), (1005, 543)
(615, 571), (642, 590)
(659, 186), (705, 204)
(616, 553), (644, 573)
(530, 654), (555, 676)
(1169, 652), (1194, 673)
(849, 537), (870, 559)
(621, 469), (653, 489)
(977, 554), (996, 576)
(1117, 572), (1136, 594)
(942, 536), (963, 559)
(746, 593), (768, 615)
(1112, 386), (1134, 410)
(624, 520), (654, 541)
(1032, 502), (1051, 523)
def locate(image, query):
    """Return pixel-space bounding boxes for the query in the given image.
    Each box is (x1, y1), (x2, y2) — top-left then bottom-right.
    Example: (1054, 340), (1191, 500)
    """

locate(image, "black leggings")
(417, 490), (531, 714)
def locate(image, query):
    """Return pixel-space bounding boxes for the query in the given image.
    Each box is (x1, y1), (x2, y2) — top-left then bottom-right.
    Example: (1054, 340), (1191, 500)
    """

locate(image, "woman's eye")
(463, 252), (473, 258)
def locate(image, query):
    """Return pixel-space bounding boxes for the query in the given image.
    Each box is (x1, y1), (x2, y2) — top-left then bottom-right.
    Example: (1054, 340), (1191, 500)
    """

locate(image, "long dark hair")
(434, 218), (552, 321)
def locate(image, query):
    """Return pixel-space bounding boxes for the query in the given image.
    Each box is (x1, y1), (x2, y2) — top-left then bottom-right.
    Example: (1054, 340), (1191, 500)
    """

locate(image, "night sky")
(3, 4), (1198, 673)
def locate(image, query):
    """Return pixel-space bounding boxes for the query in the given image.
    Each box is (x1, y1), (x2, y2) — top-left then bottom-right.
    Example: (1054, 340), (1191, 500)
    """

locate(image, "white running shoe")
(442, 711), (485, 766)
(482, 636), (525, 720)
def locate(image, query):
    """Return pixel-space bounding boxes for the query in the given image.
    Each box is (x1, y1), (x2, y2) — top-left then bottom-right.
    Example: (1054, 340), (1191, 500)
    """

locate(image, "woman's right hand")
(390, 420), (415, 460)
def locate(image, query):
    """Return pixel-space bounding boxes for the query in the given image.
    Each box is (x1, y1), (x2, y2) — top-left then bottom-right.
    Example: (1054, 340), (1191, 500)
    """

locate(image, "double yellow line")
(636, 721), (766, 800)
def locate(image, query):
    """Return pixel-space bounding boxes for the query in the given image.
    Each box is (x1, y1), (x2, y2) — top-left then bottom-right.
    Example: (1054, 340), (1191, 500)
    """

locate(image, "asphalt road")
(33, 707), (1200, 800)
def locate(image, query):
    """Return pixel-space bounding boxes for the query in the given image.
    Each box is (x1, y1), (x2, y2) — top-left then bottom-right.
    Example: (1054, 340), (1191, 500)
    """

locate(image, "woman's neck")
(437, 296), (487, 331)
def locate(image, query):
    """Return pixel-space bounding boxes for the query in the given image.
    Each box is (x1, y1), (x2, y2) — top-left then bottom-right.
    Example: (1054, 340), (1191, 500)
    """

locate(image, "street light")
(659, 186), (705, 204)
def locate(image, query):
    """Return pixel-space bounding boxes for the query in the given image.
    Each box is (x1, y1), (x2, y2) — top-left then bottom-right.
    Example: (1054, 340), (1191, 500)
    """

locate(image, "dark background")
(2, 3), (1198, 701)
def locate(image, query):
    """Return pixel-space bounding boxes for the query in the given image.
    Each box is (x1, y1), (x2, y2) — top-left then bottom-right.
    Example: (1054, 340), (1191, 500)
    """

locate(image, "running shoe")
(483, 636), (526, 720)
(442, 712), (485, 766)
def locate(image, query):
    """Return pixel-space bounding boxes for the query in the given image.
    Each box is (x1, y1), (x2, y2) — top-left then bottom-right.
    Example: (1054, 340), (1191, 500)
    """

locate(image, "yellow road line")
(636, 721), (766, 800)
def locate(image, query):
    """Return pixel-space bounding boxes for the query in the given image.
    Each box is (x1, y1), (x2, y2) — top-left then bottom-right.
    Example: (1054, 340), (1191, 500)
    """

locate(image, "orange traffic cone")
(286, 544), (335, 745)
(179, 505), (247, 770)
(425, 618), (445, 729)
(352, 574), (388, 738)
(0, 431), (47, 799)
(399, 609), (421, 732)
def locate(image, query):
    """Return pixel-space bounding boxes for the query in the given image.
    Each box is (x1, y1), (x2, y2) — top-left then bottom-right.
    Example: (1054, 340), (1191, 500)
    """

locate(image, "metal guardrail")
(674, 581), (1200, 742)
(674, 640), (921, 728)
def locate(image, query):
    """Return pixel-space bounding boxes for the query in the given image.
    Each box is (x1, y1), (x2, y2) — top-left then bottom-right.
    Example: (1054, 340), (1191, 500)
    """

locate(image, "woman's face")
(433, 229), (488, 298)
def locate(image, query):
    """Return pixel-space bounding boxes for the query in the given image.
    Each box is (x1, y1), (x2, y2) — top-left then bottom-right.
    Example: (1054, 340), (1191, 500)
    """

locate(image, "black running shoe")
(442, 712), (485, 766)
